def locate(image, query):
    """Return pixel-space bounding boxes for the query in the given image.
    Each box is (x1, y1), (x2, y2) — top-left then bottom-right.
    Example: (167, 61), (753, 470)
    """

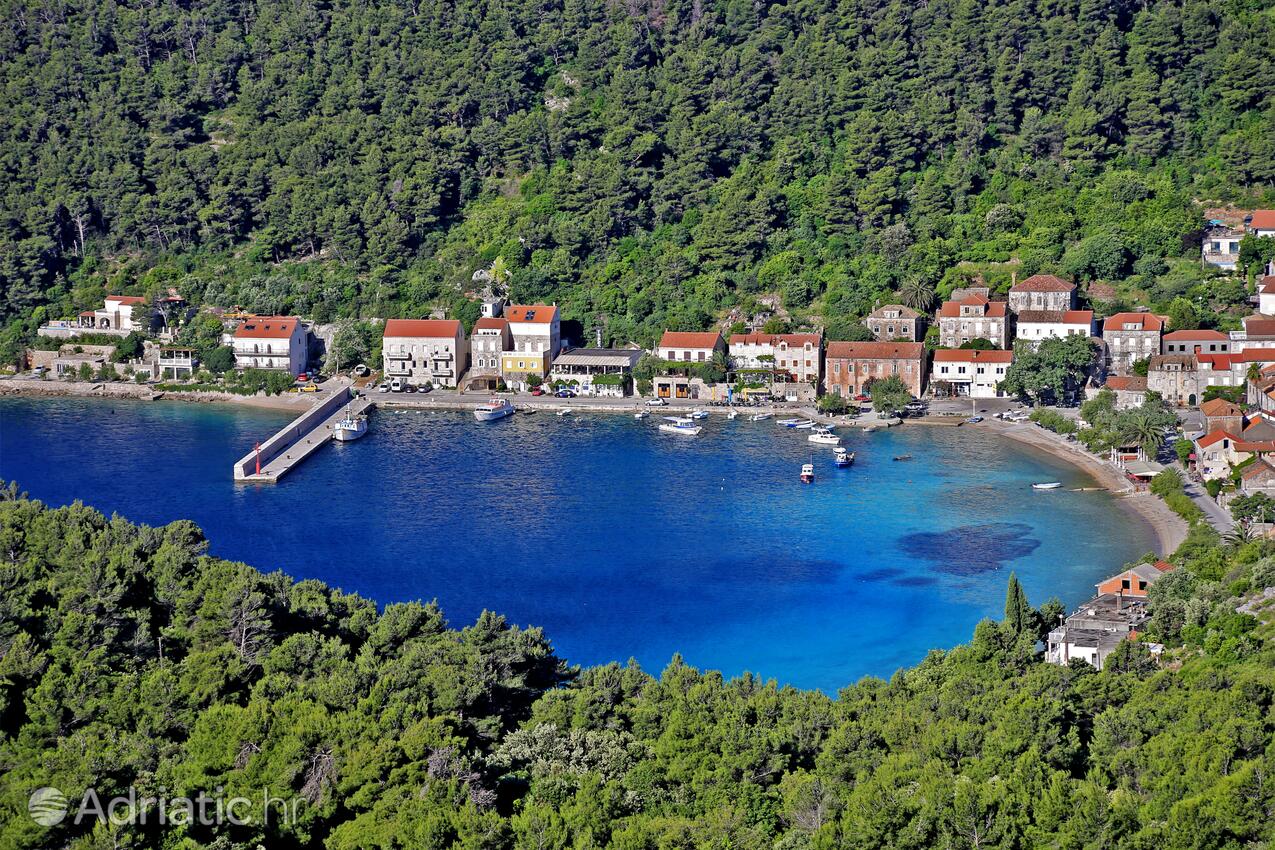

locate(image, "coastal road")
(1180, 470), (1235, 535)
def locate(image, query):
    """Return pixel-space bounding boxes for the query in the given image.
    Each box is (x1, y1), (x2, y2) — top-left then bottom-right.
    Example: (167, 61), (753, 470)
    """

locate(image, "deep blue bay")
(0, 397), (1156, 690)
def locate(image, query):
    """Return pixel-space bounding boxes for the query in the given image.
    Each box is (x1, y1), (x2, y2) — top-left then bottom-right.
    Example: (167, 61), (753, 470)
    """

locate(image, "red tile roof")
(1103, 312), (1165, 333)
(1010, 274), (1075, 292)
(658, 331), (723, 350)
(473, 317), (508, 331)
(106, 295), (147, 305)
(1257, 275), (1275, 295)
(1152, 560), (1174, 572)
(938, 297), (1008, 318)
(1235, 440), (1275, 453)
(932, 349), (1014, 363)
(1104, 376), (1147, 391)
(1249, 210), (1275, 230)
(1196, 428), (1240, 449)
(728, 332), (822, 347)
(234, 317), (300, 339)
(1195, 353), (1234, 371)
(1163, 329), (1228, 340)
(1244, 316), (1275, 336)
(1200, 398), (1243, 417)
(383, 319), (462, 338)
(505, 304), (558, 324)
(825, 341), (925, 360)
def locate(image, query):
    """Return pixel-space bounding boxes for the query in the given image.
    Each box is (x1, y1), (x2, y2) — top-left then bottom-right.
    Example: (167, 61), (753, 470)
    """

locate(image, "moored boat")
(557, 407), (573, 416)
(332, 406), (368, 442)
(833, 448), (854, 467)
(892, 454), (913, 461)
(800, 462), (815, 483)
(777, 418), (803, 427)
(751, 413), (772, 421)
(658, 416), (702, 436)
(689, 409), (709, 420)
(1032, 481), (1063, 490)
(794, 420), (816, 429)
(808, 432), (841, 445)
(727, 408), (738, 419)
(473, 398), (515, 422)
(634, 410), (649, 419)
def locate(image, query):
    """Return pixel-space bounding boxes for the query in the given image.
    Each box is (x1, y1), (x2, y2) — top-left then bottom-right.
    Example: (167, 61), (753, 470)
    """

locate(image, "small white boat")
(659, 416), (702, 436)
(333, 407), (368, 441)
(751, 413), (772, 422)
(727, 409), (738, 420)
(809, 432), (841, 445)
(557, 407), (572, 417)
(689, 409), (709, 420)
(777, 418), (803, 427)
(800, 462), (815, 483)
(473, 398), (515, 422)
(1032, 482), (1063, 490)
(794, 421), (816, 429)
(634, 411), (649, 420)
(834, 448), (854, 467)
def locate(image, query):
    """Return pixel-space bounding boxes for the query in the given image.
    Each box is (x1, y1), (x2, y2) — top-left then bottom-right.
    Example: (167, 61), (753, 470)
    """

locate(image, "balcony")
(386, 350), (412, 360)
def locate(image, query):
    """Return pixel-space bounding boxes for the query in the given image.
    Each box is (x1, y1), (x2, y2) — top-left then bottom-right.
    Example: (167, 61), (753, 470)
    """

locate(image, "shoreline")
(2, 378), (1185, 556)
(977, 418), (1187, 557)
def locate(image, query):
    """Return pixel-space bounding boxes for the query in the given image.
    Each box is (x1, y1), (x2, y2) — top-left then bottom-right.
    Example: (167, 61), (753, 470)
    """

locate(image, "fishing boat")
(473, 398), (515, 422)
(833, 448), (855, 467)
(1032, 481), (1063, 490)
(892, 454), (913, 461)
(777, 418), (803, 427)
(808, 431), (841, 445)
(751, 412), (772, 422)
(800, 462), (815, 483)
(332, 406), (368, 442)
(727, 408), (738, 420)
(658, 416), (702, 436)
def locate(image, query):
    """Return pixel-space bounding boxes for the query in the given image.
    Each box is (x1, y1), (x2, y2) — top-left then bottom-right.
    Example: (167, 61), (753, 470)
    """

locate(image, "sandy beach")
(979, 418), (1187, 557)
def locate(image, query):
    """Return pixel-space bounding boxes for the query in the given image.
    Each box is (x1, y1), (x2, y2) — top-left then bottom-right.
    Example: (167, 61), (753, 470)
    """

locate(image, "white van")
(390, 378), (403, 392)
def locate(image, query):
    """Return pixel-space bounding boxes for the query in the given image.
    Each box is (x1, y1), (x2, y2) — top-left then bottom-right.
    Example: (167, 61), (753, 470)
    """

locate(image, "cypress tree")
(1004, 572), (1033, 635)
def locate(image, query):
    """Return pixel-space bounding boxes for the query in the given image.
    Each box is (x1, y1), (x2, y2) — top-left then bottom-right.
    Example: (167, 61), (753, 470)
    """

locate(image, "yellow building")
(501, 351), (549, 386)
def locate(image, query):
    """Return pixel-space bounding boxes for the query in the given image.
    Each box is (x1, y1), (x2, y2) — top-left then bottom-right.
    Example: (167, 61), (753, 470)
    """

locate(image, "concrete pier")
(233, 389), (372, 483)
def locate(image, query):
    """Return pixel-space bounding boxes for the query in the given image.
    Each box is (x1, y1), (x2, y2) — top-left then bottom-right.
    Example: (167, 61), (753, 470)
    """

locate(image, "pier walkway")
(233, 389), (371, 483)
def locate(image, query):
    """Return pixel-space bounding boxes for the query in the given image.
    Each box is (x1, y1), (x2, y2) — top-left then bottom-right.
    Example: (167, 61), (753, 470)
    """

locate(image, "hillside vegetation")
(2, 0), (1274, 346)
(1, 488), (1274, 849)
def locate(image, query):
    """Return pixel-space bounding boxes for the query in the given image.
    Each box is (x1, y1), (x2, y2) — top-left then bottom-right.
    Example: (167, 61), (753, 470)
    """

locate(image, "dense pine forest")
(2, 0), (1274, 348)
(0, 488), (1272, 848)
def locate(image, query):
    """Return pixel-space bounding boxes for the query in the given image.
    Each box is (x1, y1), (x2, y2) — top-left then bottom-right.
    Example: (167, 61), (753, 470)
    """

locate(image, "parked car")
(417, 383), (432, 393)
(299, 384), (319, 393)
(554, 389), (576, 398)
(531, 387), (545, 396)
(390, 379), (403, 392)
(404, 384), (416, 393)
(854, 393), (870, 402)
(376, 383), (390, 393)
(646, 398), (667, 406)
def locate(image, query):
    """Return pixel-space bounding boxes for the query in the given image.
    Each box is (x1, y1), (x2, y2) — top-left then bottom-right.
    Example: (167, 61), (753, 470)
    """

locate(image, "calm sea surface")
(0, 397), (1155, 690)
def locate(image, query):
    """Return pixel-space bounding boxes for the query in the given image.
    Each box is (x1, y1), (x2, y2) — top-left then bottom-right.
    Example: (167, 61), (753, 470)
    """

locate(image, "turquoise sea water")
(0, 397), (1156, 690)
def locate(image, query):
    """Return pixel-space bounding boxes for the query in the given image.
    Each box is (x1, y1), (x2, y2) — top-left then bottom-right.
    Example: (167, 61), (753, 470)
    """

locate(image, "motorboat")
(892, 454), (913, 461)
(727, 408), (738, 420)
(800, 462), (815, 483)
(689, 409), (709, 420)
(658, 416), (701, 436)
(751, 413), (772, 422)
(557, 407), (573, 416)
(777, 418), (803, 427)
(1032, 482), (1063, 490)
(473, 398), (515, 422)
(634, 410), (649, 420)
(833, 448), (854, 467)
(332, 407), (368, 441)
(808, 432), (841, 445)
(794, 421), (816, 429)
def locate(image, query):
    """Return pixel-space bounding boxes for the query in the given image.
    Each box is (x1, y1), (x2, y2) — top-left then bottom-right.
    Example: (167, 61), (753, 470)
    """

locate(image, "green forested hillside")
(1, 489), (1274, 849)
(2, 0), (1274, 344)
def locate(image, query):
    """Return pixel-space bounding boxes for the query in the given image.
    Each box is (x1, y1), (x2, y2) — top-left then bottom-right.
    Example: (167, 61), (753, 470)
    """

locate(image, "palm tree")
(1120, 409), (1164, 458)
(898, 277), (936, 312)
(1224, 522), (1255, 547)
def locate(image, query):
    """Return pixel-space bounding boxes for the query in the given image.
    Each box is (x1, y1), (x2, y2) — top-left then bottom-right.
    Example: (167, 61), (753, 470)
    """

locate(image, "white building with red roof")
(728, 332), (822, 383)
(937, 294), (1011, 348)
(1007, 274), (1077, 313)
(500, 304), (561, 389)
(1193, 428), (1248, 480)
(382, 319), (468, 387)
(1014, 309), (1094, 346)
(78, 294), (150, 333)
(232, 316), (307, 375)
(1102, 312), (1166, 374)
(932, 349), (1014, 398)
(655, 331), (726, 364)
(1247, 210), (1275, 238)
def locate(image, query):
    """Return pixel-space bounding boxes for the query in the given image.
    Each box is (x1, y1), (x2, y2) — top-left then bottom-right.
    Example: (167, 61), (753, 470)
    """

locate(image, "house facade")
(1247, 210), (1275, 238)
(656, 331), (726, 364)
(232, 316), (307, 375)
(824, 341), (926, 399)
(1194, 429), (1248, 480)
(502, 304), (561, 390)
(1162, 329), (1230, 355)
(1202, 224), (1244, 270)
(1200, 398), (1245, 434)
(1007, 274), (1077, 313)
(937, 294), (1010, 349)
(469, 317), (511, 386)
(549, 348), (642, 397)
(931, 350), (1014, 398)
(1102, 313), (1165, 374)
(864, 305), (924, 341)
(1098, 375), (1148, 409)
(727, 332), (822, 384)
(1014, 310), (1094, 345)
(1259, 277), (1275, 315)
(382, 319), (468, 387)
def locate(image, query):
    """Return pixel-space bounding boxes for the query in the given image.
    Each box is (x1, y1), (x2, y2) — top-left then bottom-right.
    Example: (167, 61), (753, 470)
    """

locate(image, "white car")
(645, 398), (667, 406)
